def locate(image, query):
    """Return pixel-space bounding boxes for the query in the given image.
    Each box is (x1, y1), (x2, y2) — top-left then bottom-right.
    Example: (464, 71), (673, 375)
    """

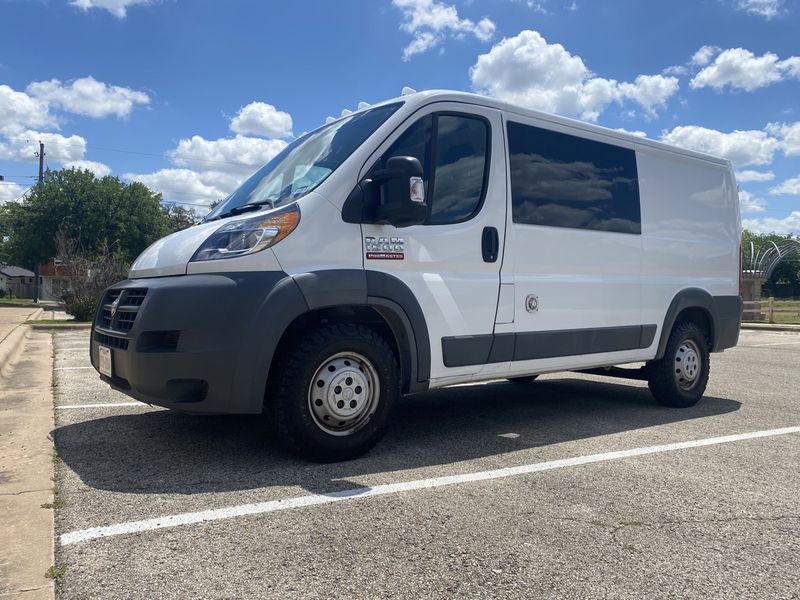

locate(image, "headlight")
(191, 204), (300, 262)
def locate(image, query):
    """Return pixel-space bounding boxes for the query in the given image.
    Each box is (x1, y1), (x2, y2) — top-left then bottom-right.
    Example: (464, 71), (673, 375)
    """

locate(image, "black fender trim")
(655, 289), (741, 359)
(236, 275), (310, 412)
(290, 269), (431, 393)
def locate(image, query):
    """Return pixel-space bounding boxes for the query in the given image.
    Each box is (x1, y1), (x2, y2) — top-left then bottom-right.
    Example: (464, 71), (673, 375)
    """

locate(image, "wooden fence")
(742, 298), (800, 323)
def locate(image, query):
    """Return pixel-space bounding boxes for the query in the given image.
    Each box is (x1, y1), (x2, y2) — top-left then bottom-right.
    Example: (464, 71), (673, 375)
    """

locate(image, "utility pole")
(33, 141), (45, 303)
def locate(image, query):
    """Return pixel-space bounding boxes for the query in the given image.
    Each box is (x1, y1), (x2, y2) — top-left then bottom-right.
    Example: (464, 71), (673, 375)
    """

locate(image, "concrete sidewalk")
(0, 306), (43, 376)
(0, 323), (55, 599)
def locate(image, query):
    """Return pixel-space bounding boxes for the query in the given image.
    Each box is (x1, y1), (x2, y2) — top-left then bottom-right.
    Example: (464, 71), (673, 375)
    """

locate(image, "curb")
(741, 323), (800, 333)
(28, 323), (92, 331)
(0, 321), (34, 377)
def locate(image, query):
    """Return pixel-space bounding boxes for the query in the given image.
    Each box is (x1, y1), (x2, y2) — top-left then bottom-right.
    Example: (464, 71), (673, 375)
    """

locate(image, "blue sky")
(1, 0), (799, 233)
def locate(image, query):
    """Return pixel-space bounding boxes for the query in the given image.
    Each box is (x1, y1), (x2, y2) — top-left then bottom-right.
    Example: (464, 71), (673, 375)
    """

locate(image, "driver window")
(377, 112), (489, 225)
(381, 115), (432, 199)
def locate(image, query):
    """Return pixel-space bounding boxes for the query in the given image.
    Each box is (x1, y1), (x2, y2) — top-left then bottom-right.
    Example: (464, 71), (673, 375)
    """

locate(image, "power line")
(3, 134), (259, 168)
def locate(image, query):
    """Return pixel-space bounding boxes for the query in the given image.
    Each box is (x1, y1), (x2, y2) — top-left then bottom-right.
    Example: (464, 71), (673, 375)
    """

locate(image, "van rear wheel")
(267, 323), (399, 462)
(647, 321), (710, 408)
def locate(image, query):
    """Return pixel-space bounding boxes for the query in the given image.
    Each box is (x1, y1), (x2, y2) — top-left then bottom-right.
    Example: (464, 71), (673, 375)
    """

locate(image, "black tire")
(267, 323), (399, 462)
(506, 375), (539, 383)
(647, 321), (710, 408)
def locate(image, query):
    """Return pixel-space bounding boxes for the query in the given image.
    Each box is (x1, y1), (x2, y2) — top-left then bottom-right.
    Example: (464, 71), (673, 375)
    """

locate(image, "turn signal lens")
(191, 204), (300, 262)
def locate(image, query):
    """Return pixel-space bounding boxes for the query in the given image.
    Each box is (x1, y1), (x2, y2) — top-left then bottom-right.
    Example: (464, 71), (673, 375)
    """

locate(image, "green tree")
(161, 204), (202, 232)
(0, 168), (170, 268)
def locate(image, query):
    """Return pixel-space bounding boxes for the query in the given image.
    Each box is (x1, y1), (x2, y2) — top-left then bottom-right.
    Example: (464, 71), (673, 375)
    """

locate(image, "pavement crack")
(0, 487), (52, 496)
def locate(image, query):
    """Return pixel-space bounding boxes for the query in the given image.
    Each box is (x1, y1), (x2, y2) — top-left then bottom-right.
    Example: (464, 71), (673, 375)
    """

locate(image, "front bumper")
(90, 271), (290, 413)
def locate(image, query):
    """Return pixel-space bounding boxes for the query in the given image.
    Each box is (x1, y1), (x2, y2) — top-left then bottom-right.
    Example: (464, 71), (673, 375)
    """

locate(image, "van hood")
(129, 220), (227, 278)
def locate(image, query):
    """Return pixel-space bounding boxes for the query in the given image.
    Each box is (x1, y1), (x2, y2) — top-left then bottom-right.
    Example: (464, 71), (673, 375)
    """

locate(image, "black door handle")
(482, 226), (499, 263)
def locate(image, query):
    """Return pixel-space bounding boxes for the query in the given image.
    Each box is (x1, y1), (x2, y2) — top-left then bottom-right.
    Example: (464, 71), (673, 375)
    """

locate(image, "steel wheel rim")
(308, 351), (380, 436)
(674, 339), (701, 391)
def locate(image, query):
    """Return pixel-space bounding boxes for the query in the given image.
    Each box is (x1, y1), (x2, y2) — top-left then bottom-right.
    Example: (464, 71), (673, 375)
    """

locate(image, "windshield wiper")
(209, 198), (276, 221)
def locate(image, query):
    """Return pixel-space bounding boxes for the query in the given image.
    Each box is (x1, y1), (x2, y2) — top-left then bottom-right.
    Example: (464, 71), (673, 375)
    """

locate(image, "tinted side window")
(383, 115), (432, 180)
(429, 115), (489, 224)
(507, 121), (641, 234)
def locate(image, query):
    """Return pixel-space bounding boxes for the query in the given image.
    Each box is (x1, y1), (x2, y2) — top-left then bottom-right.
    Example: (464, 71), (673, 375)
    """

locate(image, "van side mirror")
(342, 156), (428, 227)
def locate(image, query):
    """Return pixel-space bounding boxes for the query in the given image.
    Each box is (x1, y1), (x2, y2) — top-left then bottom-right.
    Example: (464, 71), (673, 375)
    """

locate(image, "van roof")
(363, 89), (732, 169)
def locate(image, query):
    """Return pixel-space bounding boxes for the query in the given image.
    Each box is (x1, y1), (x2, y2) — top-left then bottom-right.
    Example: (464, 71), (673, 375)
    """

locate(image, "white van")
(91, 90), (741, 461)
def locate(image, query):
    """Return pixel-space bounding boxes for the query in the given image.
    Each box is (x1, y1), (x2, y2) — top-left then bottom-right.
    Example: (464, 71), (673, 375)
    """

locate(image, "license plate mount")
(98, 346), (112, 378)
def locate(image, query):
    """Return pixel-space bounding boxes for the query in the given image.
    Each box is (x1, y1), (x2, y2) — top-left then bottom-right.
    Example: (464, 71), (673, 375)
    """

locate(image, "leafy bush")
(56, 230), (128, 321)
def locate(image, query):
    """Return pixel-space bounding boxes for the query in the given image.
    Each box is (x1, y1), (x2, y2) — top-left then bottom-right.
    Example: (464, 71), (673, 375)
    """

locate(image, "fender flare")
(243, 269), (431, 402)
(655, 288), (715, 359)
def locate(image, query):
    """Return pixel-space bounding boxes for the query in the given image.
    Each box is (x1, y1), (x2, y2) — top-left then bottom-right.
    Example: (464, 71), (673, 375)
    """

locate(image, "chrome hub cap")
(674, 339), (701, 391)
(308, 352), (379, 436)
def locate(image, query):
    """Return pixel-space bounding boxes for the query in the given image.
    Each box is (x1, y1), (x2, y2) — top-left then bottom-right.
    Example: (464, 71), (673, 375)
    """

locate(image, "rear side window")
(379, 113), (490, 225)
(507, 121), (641, 234)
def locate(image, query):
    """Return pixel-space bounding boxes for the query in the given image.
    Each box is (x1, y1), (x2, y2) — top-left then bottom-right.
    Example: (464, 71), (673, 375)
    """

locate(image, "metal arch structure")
(742, 239), (800, 280)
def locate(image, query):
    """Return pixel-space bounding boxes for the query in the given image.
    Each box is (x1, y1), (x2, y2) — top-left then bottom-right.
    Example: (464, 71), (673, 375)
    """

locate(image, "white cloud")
(69, 0), (152, 18)
(0, 182), (29, 204)
(690, 48), (800, 92)
(393, 0), (495, 60)
(26, 76), (150, 119)
(734, 0), (784, 19)
(0, 131), (86, 163)
(738, 189), (766, 212)
(690, 45), (721, 67)
(0, 85), (56, 135)
(736, 169), (775, 182)
(469, 30), (678, 121)
(765, 121), (800, 156)
(63, 160), (111, 177)
(618, 75), (680, 117)
(662, 65), (689, 77)
(229, 102), (293, 138)
(123, 168), (235, 206)
(770, 176), (800, 195)
(743, 211), (800, 234)
(614, 128), (648, 138)
(170, 134), (287, 176)
(660, 125), (779, 166)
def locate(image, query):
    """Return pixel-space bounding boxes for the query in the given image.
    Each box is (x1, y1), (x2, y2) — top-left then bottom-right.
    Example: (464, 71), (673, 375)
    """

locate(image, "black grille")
(95, 332), (129, 350)
(125, 289), (147, 306)
(116, 312), (136, 331)
(97, 287), (148, 337)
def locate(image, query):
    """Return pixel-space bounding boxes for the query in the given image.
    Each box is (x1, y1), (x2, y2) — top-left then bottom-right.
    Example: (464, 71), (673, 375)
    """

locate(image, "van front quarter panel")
(91, 271), (301, 413)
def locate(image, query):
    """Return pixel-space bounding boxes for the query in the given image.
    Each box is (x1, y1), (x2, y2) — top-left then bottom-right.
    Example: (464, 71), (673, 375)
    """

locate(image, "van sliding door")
(494, 117), (647, 376)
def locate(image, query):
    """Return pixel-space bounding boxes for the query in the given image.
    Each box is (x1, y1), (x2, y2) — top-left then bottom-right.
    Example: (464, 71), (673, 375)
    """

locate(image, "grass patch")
(0, 298), (35, 307)
(41, 497), (66, 509)
(27, 319), (88, 325)
(45, 564), (66, 579)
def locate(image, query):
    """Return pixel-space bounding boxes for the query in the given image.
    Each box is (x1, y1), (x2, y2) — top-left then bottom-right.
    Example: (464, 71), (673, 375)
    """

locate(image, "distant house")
(39, 260), (80, 302)
(0, 265), (36, 299)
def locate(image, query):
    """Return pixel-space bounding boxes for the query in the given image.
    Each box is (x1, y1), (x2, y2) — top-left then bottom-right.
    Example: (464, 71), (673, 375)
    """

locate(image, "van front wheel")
(268, 323), (399, 462)
(647, 321), (710, 408)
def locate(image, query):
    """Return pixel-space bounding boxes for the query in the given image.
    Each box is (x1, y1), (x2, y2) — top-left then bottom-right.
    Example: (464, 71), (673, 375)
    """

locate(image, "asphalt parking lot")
(50, 329), (800, 599)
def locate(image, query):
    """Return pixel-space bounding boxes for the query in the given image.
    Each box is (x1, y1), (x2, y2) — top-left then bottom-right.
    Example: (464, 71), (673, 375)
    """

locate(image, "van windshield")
(205, 103), (402, 221)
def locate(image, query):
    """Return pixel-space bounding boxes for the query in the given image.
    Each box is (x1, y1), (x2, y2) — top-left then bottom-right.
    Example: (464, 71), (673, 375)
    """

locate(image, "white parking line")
(56, 403), (146, 409)
(55, 366), (94, 370)
(59, 425), (800, 546)
(748, 341), (800, 348)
